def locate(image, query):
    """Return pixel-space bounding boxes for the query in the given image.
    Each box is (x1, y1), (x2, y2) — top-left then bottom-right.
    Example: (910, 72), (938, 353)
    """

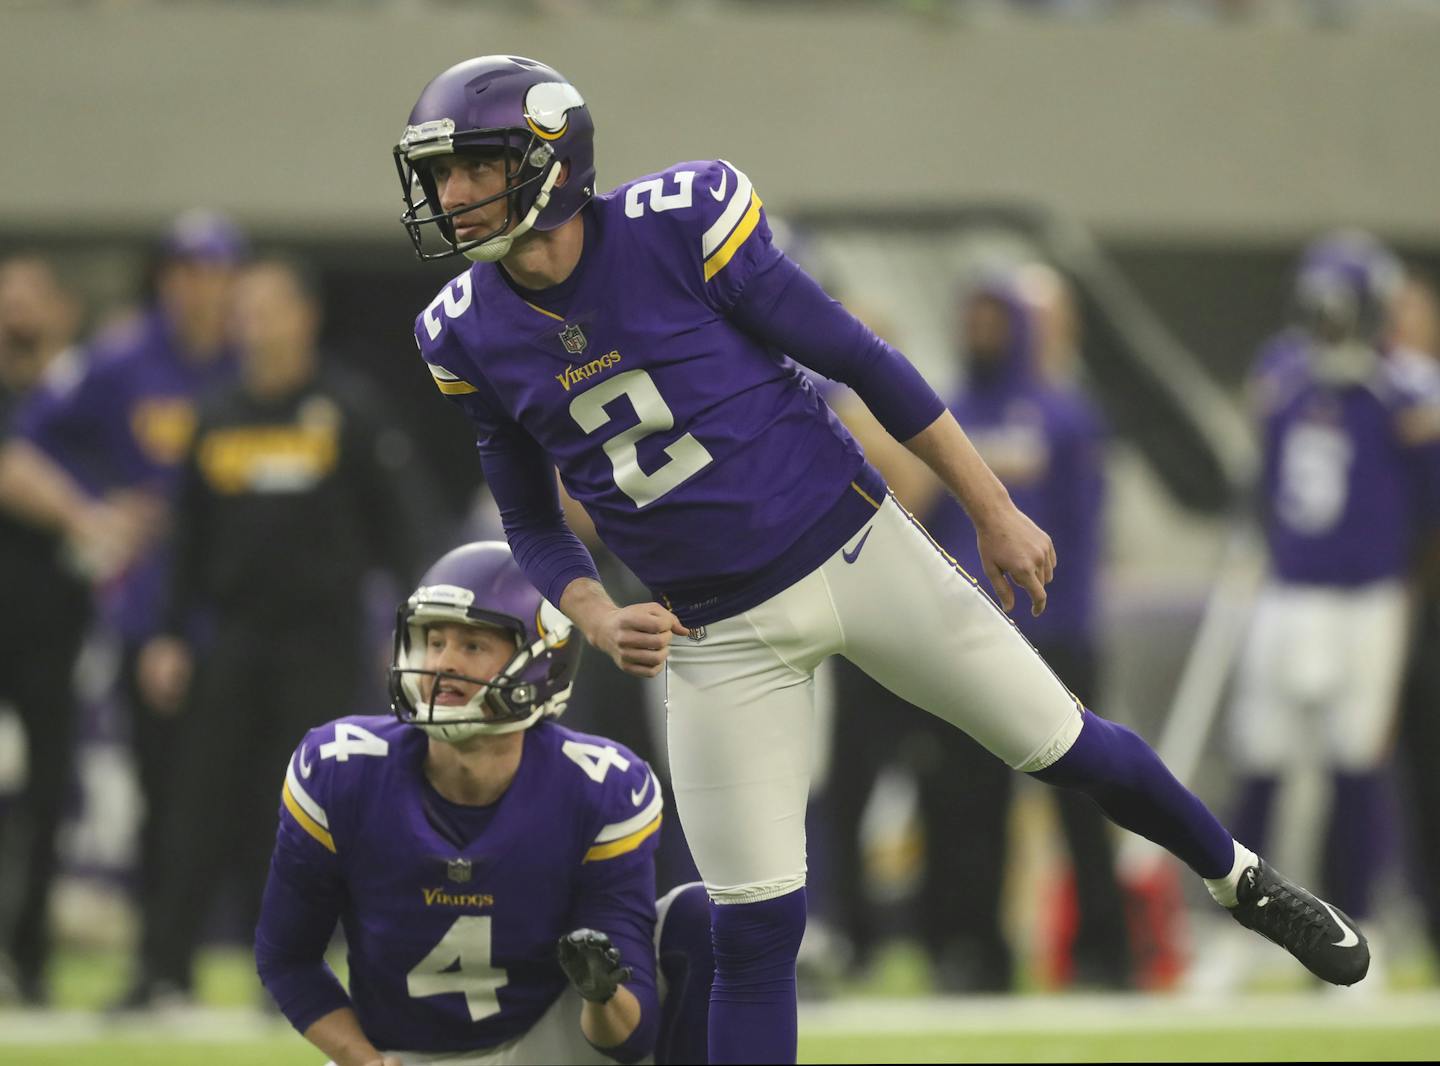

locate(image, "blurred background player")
(126, 255), (436, 1006)
(0, 211), (248, 1010)
(825, 263), (1130, 991)
(1211, 231), (1440, 988)
(0, 255), (94, 1005)
(254, 541), (713, 1065)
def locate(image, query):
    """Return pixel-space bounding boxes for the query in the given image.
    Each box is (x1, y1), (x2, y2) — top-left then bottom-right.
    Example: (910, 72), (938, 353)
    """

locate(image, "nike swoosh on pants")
(843, 527), (872, 564)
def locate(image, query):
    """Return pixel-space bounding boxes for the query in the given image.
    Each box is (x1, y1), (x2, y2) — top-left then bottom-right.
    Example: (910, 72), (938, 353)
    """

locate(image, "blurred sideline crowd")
(1, 211), (1439, 1014)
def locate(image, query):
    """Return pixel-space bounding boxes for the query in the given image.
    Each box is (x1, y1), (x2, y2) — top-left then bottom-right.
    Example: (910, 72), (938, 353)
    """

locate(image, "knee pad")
(657, 881), (714, 985)
(655, 883), (713, 1066)
(710, 887), (808, 991)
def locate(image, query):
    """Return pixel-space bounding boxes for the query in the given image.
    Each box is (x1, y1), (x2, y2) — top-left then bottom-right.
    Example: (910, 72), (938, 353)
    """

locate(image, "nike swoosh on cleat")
(842, 527), (872, 564)
(709, 169), (728, 201)
(631, 776), (651, 807)
(1321, 901), (1360, 948)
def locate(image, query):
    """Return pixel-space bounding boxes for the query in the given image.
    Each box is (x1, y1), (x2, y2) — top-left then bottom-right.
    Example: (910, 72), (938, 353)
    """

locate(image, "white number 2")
(624, 171), (695, 218)
(562, 739), (630, 784)
(407, 916), (507, 1022)
(569, 369), (714, 508)
(421, 273), (474, 341)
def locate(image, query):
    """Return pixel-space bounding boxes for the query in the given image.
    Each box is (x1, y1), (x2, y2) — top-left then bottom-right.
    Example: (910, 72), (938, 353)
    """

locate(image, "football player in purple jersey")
(1217, 233), (1440, 986)
(255, 541), (712, 1066)
(394, 55), (1371, 1061)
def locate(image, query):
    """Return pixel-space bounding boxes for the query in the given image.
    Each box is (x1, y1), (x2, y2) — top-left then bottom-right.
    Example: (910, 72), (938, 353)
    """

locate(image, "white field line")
(2, 992), (1438, 1045)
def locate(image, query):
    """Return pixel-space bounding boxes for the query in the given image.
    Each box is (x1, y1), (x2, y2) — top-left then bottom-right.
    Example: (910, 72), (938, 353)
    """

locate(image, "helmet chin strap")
(463, 162), (562, 264)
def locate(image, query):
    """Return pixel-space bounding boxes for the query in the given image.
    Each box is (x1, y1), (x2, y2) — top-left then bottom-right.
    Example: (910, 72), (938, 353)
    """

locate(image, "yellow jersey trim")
(283, 782), (336, 853)
(850, 481), (882, 510)
(434, 378), (479, 396)
(703, 193), (763, 282)
(523, 300), (565, 322)
(583, 813), (661, 863)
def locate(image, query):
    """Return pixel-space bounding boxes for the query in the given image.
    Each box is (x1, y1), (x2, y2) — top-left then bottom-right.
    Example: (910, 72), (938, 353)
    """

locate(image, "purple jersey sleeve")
(255, 728), (351, 1033)
(413, 302), (600, 606)
(665, 159), (943, 441)
(566, 750), (663, 1063)
(729, 254), (946, 443)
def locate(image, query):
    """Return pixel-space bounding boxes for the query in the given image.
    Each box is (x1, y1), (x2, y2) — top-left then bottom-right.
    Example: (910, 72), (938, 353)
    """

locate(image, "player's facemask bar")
(394, 133), (560, 264)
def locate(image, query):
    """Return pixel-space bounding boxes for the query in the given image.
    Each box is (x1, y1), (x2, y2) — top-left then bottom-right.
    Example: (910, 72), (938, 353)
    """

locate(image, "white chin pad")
(463, 235), (514, 263)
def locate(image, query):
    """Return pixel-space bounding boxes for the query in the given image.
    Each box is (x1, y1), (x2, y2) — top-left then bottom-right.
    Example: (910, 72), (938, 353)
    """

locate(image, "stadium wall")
(0, 5), (1436, 241)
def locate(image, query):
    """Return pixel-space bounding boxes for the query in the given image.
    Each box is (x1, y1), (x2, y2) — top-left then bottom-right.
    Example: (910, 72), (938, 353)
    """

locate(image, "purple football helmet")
(1294, 230), (1403, 346)
(394, 55), (595, 263)
(390, 541), (581, 742)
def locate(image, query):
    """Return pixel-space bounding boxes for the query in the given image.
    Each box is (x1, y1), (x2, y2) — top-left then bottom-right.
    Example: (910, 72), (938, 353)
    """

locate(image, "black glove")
(557, 928), (632, 1003)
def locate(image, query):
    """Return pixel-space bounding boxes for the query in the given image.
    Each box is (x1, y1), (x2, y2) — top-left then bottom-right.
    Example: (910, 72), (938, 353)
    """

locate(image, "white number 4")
(407, 916), (507, 1022)
(562, 740), (630, 783)
(318, 722), (389, 763)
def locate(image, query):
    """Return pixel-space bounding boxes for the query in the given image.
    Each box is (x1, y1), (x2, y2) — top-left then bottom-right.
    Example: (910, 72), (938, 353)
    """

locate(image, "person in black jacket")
(0, 255), (99, 1005)
(125, 255), (440, 1005)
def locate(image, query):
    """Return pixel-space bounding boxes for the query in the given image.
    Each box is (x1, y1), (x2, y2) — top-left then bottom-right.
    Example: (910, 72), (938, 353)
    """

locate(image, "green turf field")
(4, 1007), (1438, 1064)
(3, 945), (1437, 1063)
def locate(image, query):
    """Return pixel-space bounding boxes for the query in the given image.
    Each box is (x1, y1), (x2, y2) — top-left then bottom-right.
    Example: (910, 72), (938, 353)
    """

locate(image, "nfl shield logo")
(446, 858), (473, 884)
(558, 323), (587, 355)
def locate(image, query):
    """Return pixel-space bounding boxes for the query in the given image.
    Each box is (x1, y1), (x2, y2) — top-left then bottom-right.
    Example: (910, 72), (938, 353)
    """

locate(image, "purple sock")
(1033, 711), (1234, 878)
(1323, 770), (1390, 921)
(656, 883), (715, 1066)
(1231, 774), (1280, 855)
(708, 888), (807, 1065)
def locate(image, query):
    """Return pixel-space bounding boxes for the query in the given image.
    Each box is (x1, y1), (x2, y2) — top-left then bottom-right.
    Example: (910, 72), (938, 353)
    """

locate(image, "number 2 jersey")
(414, 160), (945, 626)
(255, 715), (663, 1056)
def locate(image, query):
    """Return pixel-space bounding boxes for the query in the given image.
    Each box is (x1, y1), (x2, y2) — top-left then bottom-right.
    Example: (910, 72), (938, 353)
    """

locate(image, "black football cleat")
(1230, 860), (1370, 986)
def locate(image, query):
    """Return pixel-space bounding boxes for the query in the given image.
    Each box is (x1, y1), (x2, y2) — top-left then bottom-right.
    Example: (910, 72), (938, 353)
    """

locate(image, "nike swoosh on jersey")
(842, 527), (873, 564)
(709, 168), (728, 201)
(1321, 901), (1361, 948)
(299, 749), (314, 778)
(630, 776), (652, 807)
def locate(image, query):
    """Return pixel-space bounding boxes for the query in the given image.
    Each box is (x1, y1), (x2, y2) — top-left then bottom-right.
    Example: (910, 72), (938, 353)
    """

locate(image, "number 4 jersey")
(414, 159), (895, 626)
(258, 715), (663, 1055)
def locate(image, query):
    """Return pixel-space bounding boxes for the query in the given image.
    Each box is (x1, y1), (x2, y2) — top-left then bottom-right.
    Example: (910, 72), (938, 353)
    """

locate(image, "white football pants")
(665, 492), (1084, 904)
(1229, 578), (1411, 773)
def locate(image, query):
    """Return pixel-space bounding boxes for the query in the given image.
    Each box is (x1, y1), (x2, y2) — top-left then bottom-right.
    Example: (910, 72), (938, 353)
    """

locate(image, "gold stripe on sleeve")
(283, 782), (337, 853)
(703, 194), (764, 282)
(583, 813), (662, 863)
(434, 377), (479, 396)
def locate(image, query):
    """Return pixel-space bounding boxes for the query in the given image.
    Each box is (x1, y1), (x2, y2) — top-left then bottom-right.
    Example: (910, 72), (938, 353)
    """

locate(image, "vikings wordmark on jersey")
(269, 715), (661, 1054)
(414, 159), (885, 624)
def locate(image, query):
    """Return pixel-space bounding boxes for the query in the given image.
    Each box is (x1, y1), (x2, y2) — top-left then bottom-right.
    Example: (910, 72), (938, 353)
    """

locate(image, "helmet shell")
(395, 55), (595, 259)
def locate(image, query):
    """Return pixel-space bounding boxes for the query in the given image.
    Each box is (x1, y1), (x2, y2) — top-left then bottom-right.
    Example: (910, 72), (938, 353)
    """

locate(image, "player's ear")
(556, 161), (571, 187)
